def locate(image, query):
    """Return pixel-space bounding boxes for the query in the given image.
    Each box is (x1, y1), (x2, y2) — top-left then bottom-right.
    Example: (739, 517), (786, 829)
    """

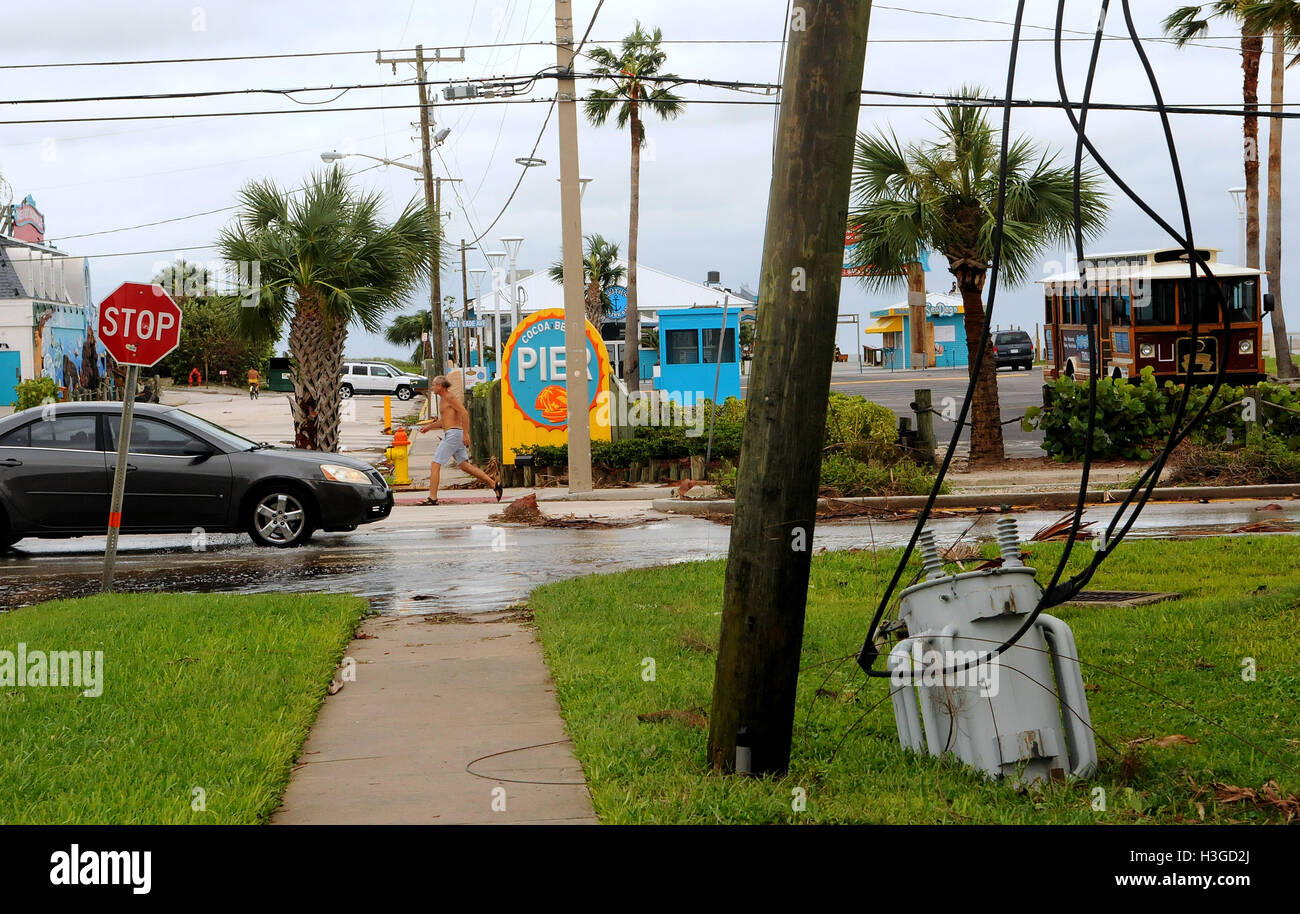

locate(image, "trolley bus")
(1038, 248), (1271, 384)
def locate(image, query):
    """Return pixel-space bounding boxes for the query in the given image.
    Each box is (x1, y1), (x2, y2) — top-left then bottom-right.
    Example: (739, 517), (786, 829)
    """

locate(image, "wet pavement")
(2, 499), (1295, 613)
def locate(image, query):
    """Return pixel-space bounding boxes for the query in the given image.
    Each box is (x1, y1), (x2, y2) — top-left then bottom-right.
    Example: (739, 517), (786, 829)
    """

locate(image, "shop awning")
(863, 316), (903, 334)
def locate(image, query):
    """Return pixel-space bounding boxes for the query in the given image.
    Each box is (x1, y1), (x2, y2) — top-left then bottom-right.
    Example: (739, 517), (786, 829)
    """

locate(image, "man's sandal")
(493, 481), (504, 502)
(417, 497), (438, 506)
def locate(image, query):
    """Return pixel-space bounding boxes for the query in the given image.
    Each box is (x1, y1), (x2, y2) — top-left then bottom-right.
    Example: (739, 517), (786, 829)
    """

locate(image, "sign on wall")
(500, 308), (612, 463)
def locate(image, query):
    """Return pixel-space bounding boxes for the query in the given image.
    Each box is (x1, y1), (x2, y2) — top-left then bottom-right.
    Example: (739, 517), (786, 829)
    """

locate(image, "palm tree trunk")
(954, 267), (1004, 463)
(1265, 24), (1293, 378)
(1243, 30), (1263, 269)
(288, 294), (348, 452)
(586, 278), (604, 328)
(625, 100), (642, 393)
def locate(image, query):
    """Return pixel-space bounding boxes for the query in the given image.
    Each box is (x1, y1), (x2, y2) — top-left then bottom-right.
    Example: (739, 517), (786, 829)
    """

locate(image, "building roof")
(870, 291), (964, 320)
(470, 260), (753, 319)
(0, 244), (24, 299)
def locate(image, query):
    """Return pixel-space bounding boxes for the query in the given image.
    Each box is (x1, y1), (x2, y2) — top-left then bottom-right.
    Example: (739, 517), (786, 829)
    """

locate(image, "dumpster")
(267, 357), (294, 392)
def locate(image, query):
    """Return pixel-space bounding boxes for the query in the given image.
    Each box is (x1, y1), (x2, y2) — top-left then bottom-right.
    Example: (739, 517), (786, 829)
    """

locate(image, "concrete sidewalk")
(273, 611), (597, 825)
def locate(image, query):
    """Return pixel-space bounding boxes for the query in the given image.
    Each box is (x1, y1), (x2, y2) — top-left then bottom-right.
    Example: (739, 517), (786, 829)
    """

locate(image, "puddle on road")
(2, 502), (1296, 614)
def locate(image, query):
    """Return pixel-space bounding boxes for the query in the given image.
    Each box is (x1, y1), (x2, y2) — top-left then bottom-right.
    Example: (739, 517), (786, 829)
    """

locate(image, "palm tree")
(385, 311), (432, 365)
(1164, 4), (1264, 273)
(218, 165), (436, 452)
(1243, 1), (1299, 377)
(584, 23), (684, 393)
(849, 92), (1108, 462)
(548, 233), (628, 328)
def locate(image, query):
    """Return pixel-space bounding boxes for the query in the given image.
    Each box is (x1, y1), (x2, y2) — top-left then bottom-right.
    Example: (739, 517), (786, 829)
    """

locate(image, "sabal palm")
(548, 233), (628, 328)
(218, 165), (436, 452)
(1165, 3), (1265, 272)
(385, 311), (432, 365)
(584, 23), (684, 392)
(849, 93), (1108, 462)
(1242, 1), (1299, 377)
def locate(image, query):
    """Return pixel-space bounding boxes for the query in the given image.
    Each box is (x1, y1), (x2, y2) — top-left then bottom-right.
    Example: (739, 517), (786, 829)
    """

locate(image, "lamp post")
(485, 251), (507, 378)
(501, 236), (524, 328)
(1228, 186), (1247, 266)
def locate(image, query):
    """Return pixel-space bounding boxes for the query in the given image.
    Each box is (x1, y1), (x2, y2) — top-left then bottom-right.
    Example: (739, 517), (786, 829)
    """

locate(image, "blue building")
(864, 293), (968, 370)
(655, 307), (741, 405)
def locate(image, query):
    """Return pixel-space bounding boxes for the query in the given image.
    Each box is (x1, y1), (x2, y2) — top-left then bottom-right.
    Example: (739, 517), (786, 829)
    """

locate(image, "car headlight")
(1238, 339), (1254, 355)
(1139, 343), (1155, 358)
(320, 464), (371, 485)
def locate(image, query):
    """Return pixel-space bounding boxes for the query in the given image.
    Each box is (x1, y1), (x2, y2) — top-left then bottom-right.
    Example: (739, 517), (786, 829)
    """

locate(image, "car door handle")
(125, 463), (138, 473)
(0, 457), (21, 467)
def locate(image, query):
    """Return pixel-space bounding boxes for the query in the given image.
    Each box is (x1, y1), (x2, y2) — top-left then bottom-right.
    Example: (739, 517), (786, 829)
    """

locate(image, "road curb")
(653, 483), (1300, 516)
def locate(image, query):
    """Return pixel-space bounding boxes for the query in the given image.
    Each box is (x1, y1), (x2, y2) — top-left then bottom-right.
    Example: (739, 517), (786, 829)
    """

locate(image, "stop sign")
(96, 282), (183, 367)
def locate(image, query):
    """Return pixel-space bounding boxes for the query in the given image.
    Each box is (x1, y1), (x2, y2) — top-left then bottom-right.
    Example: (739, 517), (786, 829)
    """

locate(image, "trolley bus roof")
(1039, 259), (1264, 286)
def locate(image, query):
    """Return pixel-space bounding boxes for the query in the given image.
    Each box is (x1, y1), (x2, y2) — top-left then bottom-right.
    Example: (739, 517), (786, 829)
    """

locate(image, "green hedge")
(1023, 367), (1300, 462)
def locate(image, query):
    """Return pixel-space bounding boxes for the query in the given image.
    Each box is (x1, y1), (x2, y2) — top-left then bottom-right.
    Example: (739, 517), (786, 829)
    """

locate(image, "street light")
(501, 236), (525, 329)
(556, 176), (594, 201)
(1228, 186), (1247, 265)
(320, 150), (423, 173)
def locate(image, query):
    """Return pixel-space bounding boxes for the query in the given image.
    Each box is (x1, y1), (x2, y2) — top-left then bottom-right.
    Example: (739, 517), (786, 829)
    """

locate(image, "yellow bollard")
(384, 428), (412, 486)
(383, 396), (392, 434)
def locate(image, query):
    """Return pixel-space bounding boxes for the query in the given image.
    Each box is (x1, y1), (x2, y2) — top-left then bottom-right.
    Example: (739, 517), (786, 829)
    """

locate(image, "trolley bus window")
(1109, 293), (1131, 327)
(1226, 278), (1258, 323)
(1178, 280), (1226, 325)
(1134, 281), (1177, 325)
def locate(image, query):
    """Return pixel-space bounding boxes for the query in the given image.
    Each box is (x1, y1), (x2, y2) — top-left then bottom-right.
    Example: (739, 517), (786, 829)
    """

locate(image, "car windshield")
(168, 409), (260, 451)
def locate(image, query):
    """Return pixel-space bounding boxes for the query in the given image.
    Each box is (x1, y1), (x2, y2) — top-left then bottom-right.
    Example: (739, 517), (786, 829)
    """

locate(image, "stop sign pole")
(95, 282), (183, 591)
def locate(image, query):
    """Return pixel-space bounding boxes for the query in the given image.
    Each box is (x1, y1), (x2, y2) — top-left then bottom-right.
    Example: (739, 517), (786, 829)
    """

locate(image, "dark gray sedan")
(0, 402), (392, 549)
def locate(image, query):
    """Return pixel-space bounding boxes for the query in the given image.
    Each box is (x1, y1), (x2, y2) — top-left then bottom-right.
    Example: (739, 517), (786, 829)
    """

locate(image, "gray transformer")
(888, 517), (1098, 785)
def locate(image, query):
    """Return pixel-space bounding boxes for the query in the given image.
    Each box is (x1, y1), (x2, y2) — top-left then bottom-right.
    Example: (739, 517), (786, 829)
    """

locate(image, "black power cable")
(855, 0), (1250, 680)
(855, 0), (1030, 675)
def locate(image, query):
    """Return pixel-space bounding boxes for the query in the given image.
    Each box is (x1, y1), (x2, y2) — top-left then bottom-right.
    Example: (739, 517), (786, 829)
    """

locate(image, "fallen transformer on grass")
(887, 516), (1098, 786)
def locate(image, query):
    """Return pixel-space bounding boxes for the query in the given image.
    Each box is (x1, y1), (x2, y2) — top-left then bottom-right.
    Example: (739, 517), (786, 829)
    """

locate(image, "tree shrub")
(12, 377), (59, 410)
(1022, 366), (1300, 461)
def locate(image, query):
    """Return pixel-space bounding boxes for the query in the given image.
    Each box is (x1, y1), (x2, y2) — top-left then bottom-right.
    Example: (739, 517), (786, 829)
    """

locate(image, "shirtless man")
(417, 376), (502, 505)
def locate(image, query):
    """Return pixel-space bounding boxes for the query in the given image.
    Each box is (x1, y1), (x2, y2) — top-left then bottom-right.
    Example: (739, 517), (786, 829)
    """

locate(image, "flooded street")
(1, 500), (1296, 613)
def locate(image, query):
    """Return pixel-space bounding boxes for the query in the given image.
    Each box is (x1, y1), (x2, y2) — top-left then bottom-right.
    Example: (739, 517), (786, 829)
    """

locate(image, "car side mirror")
(1263, 292), (1275, 314)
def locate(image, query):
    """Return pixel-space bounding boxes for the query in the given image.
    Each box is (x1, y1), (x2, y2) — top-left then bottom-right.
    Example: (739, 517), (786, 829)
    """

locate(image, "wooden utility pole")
(417, 46), (444, 378)
(555, 0), (593, 493)
(377, 44), (465, 378)
(707, 0), (873, 777)
(907, 260), (927, 369)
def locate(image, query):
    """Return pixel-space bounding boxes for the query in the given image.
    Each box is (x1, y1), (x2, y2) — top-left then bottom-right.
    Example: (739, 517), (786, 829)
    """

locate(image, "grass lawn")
(530, 535), (1300, 824)
(0, 593), (365, 824)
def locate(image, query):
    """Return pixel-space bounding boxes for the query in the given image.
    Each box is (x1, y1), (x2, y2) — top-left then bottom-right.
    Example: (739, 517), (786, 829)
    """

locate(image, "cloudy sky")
(4, 1), (1295, 360)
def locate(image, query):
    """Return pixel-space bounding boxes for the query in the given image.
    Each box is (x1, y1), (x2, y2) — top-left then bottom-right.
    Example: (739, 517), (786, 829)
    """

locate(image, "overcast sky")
(4, 1), (1295, 360)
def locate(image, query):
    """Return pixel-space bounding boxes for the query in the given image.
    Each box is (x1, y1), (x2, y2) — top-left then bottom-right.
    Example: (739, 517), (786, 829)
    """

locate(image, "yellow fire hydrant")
(385, 428), (412, 486)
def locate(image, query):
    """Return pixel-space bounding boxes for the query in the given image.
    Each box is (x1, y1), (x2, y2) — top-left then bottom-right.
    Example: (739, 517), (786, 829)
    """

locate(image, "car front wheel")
(340, 384), (354, 399)
(395, 385), (413, 401)
(247, 489), (315, 548)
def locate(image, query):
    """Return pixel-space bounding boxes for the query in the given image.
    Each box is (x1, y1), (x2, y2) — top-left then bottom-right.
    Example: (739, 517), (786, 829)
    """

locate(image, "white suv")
(339, 361), (426, 400)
